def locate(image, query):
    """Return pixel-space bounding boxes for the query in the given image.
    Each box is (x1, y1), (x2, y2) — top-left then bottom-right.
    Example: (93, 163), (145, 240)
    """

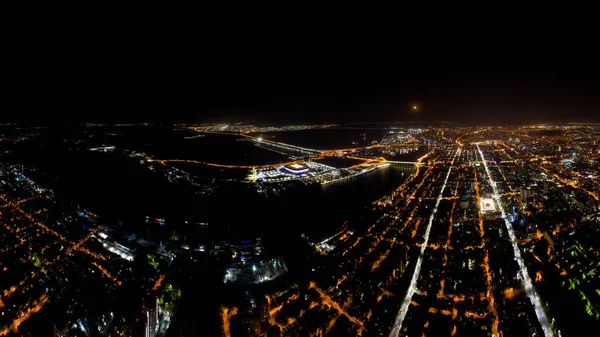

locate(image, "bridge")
(198, 130), (426, 159)
(386, 160), (424, 166)
(244, 137), (321, 156)
(321, 163), (390, 185)
(157, 130), (429, 171)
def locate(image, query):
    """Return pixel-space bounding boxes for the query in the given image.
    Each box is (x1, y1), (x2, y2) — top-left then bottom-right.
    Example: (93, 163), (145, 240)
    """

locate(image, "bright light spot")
(412, 105), (418, 110)
(476, 144), (554, 337)
(258, 137), (263, 142)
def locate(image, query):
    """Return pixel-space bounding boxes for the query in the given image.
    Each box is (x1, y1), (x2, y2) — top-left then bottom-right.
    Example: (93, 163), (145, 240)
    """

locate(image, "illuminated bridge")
(246, 137), (321, 156)
(386, 160), (423, 166)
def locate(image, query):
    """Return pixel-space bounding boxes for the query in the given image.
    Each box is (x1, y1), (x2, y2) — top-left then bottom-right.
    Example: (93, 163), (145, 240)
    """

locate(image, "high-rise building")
(145, 297), (160, 337)
(145, 309), (156, 337)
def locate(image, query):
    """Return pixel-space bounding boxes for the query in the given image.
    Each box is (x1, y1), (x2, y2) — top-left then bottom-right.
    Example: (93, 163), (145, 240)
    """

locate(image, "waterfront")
(2, 123), (599, 336)
(6, 142), (415, 337)
(6, 137), (415, 244)
(252, 127), (391, 150)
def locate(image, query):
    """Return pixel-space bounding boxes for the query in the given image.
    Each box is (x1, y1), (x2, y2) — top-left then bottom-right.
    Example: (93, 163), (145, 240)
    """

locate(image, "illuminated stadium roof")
(480, 197), (496, 213)
(282, 163), (310, 174)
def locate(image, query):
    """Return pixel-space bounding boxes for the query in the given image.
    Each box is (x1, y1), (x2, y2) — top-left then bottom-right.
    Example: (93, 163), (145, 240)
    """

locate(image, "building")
(282, 163), (310, 175)
(480, 197), (496, 213)
(460, 198), (470, 210)
(144, 298), (159, 337)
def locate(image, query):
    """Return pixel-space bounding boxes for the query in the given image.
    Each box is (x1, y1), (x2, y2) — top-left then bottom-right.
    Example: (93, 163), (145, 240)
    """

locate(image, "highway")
(476, 144), (554, 337)
(246, 136), (321, 156)
(157, 130), (429, 173)
(388, 146), (461, 337)
(321, 163), (390, 185)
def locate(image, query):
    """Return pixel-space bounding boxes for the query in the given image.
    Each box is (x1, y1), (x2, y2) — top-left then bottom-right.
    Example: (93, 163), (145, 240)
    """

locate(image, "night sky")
(4, 18), (599, 125)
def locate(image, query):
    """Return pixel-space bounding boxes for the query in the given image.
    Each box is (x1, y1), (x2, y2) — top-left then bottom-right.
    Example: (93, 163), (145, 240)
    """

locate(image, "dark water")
(9, 144), (413, 244)
(252, 127), (390, 150)
(99, 128), (291, 165)
(166, 164), (414, 337)
(268, 164), (414, 241)
(5, 126), (419, 337)
(11, 146), (414, 337)
(142, 133), (291, 165)
(6, 125), (415, 244)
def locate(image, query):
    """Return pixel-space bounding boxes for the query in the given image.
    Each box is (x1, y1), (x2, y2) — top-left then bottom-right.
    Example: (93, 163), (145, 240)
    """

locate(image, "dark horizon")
(4, 20), (600, 125)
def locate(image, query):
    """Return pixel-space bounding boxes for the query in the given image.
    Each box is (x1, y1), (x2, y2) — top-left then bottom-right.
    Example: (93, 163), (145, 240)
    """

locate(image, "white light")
(480, 198), (496, 213)
(257, 137), (263, 142)
(389, 147), (461, 337)
(476, 144), (554, 337)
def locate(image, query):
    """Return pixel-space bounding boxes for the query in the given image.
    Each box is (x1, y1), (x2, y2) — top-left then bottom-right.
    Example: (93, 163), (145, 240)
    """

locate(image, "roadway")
(476, 143), (554, 337)
(162, 130), (424, 170)
(388, 146), (461, 337)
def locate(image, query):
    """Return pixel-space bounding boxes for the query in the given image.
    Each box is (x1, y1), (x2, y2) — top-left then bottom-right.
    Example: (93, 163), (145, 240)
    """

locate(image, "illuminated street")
(4, 14), (600, 336)
(210, 125), (599, 337)
(1, 123), (598, 336)
(476, 144), (553, 337)
(389, 146), (460, 337)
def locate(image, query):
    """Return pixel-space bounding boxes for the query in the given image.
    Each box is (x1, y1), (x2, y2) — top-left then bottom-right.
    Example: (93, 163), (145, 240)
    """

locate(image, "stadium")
(281, 163), (310, 175)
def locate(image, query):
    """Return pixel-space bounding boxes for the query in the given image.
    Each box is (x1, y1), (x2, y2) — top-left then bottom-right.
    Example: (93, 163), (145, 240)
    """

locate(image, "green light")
(569, 279), (576, 290)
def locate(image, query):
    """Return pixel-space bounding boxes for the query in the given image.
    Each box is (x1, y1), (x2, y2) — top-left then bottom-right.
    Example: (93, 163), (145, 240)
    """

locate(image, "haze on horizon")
(3, 21), (599, 126)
